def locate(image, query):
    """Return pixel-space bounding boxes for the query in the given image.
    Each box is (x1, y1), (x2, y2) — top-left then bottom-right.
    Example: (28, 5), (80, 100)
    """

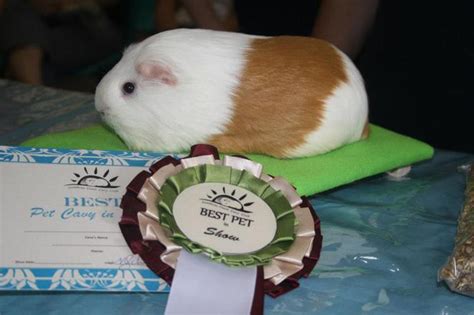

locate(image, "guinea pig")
(95, 28), (368, 158)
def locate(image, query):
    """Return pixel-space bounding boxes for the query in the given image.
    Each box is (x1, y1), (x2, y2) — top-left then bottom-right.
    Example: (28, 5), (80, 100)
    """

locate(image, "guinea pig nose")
(95, 96), (110, 113)
(95, 102), (109, 113)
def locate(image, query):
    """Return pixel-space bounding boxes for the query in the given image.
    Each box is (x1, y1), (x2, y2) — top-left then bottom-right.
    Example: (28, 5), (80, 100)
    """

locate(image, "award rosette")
(119, 145), (322, 314)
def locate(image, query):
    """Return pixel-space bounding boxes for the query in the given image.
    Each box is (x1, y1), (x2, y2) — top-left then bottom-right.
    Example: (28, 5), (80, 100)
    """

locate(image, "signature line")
(25, 230), (121, 234)
(52, 244), (127, 247)
(15, 262), (92, 265)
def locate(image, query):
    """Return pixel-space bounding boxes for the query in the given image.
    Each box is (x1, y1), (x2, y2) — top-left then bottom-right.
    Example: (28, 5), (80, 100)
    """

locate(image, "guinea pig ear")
(136, 62), (177, 85)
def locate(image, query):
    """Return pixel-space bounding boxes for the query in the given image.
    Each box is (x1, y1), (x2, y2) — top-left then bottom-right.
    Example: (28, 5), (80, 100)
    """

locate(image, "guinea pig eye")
(122, 82), (135, 95)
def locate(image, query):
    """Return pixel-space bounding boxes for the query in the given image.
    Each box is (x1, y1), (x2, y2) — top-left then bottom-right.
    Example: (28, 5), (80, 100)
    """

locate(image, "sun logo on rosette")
(203, 186), (254, 213)
(67, 167), (119, 188)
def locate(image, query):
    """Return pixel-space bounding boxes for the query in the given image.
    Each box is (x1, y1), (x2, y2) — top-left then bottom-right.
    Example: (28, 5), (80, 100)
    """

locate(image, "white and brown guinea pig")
(95, 28), (369, 158)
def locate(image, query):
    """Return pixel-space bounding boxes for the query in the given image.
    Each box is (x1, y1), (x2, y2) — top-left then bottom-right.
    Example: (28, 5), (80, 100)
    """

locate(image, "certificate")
(0, 146), (173, 292)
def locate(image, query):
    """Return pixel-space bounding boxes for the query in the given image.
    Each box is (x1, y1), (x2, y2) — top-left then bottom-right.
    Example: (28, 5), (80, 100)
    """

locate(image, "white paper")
(0, 146), (170, 292)
(1, 162), (141, 268)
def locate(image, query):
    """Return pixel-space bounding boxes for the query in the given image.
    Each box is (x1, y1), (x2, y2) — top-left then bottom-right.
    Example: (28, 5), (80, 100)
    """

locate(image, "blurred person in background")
(155, 0), (237, 33)
(0, 0), (122, 85)
(154, 0), (379, 60)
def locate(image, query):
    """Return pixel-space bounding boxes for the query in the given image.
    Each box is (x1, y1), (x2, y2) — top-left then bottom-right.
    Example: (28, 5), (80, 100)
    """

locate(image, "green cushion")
(21, 124), (434, 196)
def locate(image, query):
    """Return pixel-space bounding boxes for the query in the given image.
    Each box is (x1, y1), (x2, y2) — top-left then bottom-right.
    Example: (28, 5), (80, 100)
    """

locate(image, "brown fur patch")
(208, 36), (348, 157)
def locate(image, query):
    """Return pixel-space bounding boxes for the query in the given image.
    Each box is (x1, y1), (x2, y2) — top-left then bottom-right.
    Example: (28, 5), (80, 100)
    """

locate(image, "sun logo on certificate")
(67, 167), (119, 188)
(202, 186), (254, 213)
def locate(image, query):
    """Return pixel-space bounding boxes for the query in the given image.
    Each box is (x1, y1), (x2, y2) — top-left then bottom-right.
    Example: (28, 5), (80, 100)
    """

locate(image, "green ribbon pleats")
(156, 164), (296, 267)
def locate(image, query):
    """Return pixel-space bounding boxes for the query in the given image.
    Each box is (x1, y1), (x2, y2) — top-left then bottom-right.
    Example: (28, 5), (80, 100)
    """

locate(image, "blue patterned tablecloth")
(0, 79), (100, 146)
(1, 80), (474, 314)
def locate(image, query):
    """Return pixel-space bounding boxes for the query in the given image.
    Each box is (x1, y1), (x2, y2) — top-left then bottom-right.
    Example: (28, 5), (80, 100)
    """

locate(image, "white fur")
(288, 49), (368, 157)
(95, 29), (257, 152)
